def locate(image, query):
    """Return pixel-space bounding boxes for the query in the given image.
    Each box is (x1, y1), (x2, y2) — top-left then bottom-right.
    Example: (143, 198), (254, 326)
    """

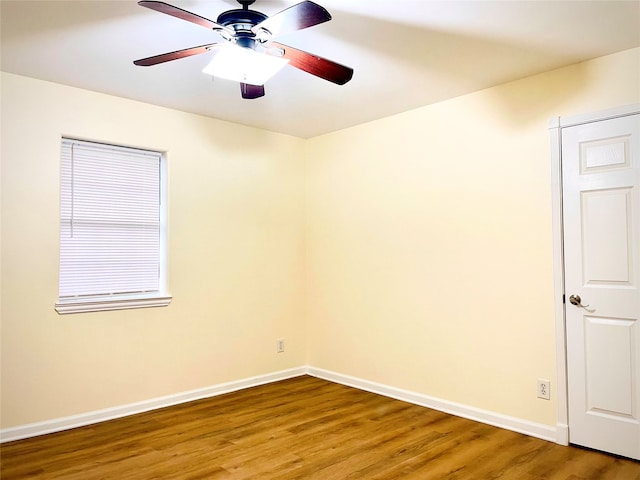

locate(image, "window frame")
(55, 138), (171, 314)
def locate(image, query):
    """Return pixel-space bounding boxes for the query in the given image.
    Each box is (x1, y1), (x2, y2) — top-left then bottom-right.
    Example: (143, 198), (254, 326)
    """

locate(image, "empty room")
(1, 0), (639, 478)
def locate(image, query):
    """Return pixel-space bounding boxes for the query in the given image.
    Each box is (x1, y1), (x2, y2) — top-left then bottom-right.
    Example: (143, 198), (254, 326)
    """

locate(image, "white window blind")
(56, 138), (170, 313)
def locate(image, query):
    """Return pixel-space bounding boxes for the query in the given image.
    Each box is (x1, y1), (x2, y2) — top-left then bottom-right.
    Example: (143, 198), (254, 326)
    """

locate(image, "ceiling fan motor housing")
(217, 9), (268, 49)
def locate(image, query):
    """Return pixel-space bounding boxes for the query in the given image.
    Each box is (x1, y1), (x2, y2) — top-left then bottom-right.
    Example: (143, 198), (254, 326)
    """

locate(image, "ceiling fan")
(133, 0), (354, 99)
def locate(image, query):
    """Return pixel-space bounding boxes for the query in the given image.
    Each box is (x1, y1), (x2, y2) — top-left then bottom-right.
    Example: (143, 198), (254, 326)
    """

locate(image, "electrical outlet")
(276, 339), (285, 353)
(537, 379), (550, 400)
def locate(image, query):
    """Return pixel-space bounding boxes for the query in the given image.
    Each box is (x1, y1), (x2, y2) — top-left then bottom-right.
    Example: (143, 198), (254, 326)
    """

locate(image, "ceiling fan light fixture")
(202, 43), (289, 86)
(135, 0), (353, 96)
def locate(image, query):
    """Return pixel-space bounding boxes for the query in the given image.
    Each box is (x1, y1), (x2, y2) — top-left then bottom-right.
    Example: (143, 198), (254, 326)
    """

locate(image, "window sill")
(55, 295), (172, 314)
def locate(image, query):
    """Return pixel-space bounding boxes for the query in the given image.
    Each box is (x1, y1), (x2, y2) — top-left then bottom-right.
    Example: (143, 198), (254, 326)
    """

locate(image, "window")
(56, 138), (171, 314)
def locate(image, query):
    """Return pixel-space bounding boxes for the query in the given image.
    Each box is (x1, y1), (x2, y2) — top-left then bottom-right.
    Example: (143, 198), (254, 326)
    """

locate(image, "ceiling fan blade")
(138, 1), (230, 33)
(266, 42), (353, 85)
(134, 43), (220, 66)
(241, 83), (265, 99)
(252, 1), (331, 38)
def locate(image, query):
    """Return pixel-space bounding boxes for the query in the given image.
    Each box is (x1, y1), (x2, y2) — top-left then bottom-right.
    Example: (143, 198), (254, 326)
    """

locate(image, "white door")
(562, 112), (640, 459)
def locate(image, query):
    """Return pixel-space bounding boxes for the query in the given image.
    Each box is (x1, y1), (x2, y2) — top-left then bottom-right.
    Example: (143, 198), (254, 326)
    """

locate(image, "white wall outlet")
(276, 339), (285, 353)
(537, 379), (550, 400)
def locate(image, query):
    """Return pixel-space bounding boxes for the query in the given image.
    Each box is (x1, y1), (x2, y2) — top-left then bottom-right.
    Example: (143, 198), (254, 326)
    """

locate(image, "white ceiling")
(1, 0), (639, 138)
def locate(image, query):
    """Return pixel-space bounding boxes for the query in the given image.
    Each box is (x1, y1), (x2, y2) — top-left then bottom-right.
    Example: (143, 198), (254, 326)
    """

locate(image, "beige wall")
(1, 47), (639, 430)
(0, 73), (306, 428)
(304, 48), (640, 426)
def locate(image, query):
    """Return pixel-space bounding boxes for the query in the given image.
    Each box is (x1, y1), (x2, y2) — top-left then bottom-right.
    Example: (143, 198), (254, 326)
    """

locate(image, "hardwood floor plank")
(1, 376), (638, 479)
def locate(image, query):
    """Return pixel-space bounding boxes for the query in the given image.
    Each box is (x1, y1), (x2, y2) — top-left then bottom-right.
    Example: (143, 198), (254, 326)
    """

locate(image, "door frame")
(549, 103), (640, 446)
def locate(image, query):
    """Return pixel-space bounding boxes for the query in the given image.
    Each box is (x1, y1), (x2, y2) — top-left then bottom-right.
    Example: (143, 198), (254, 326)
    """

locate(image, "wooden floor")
(1, 376), (638, 479)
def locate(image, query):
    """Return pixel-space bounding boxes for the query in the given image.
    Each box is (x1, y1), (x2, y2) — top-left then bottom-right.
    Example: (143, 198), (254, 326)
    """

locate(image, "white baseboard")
(307, 367), (561, 444)
(0, 367), (306, 443)
(1, 365), (563, 446)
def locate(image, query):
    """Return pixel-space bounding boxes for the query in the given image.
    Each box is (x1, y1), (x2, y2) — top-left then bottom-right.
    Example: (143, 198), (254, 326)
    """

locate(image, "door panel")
(562, 113), (640, 460)
(580, 135), (631, 173)
(581, 188), (632, 285)
(584, 316), (635, 417)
